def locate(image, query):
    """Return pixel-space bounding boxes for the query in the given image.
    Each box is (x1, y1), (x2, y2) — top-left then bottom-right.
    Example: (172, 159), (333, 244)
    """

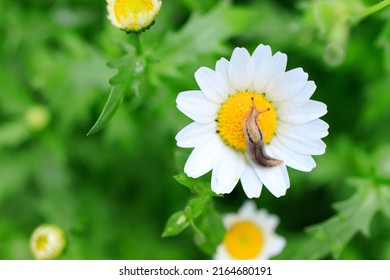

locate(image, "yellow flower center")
(36, 235), (48, 250)
(217, 92), (277, 152)
(224, 221), (264, 260)
(114, 0), (154, 22)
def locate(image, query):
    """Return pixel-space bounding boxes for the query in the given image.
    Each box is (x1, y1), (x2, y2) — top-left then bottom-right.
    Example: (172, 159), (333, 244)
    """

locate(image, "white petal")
(267, 137), (316, 172)
(264, 235), (286, 258)
(301, 119), (329, 138)
(277, 119), (329, 139)
(223, 214), (240, 229)
(252, 44), (272, 71)
(277, 129), (326, 155)
(176, 90), (219, 124)
(213, 245), (231, 260)
(228, 47), (254, 91)
(256, 210), (280, 230)
(252, 164), (290, 198)
(195, 67), (228, 103)
(253, 52), (287, 93)
(176, 122), (216, 148)
(277, 121), (328, 141)
(266, 68), (308, 102)
(184, 134), (223, 178)
(215, 58), (235, 96)
(294, 80), (317, 101)
(240, 166), (263, 198)
(278, 100), (327, 124)
(215, 57), (230, 78)
(238, 200), (257, 215)
(211, 146), (246, 194)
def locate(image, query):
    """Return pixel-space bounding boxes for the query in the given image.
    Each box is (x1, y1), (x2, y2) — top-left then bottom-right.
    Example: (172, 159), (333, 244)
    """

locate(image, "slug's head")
(250, 97), (270, 117)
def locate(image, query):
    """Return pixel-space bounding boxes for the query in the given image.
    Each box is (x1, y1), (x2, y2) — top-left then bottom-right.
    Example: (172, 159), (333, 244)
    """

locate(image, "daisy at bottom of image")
(214, 201), (285, 260)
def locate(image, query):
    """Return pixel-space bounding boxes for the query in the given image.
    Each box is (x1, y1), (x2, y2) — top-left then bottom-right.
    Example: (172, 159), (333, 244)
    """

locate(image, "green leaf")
(334, 178), (380, 236)
(184, 197), (209, 220)
(87, 85), (126, 135)
(174, 173), (221, 197)
(87, 45), (145, 135)
(194, 211), (225, 255)
(294, 179), (380, 259)
(162, 211), (190, 238)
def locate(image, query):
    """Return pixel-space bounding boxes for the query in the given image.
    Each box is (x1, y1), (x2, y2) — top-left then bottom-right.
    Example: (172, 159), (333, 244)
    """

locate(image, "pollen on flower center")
(217, 92), (277, 152)
(223, 221), (264, 260)
(114, 0), (153, 22)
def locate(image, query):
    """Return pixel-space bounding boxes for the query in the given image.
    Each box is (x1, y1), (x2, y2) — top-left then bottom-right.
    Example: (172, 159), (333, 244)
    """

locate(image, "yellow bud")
(107, 0), (162, 33)
(25, 105), (50, 131)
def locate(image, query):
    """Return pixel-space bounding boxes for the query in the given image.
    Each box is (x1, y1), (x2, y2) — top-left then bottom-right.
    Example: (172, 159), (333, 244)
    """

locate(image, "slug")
(243, 97), (283, 167)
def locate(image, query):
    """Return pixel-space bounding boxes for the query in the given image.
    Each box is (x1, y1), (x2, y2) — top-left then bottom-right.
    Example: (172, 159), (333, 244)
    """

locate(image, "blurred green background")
(1, 0), (390, 259)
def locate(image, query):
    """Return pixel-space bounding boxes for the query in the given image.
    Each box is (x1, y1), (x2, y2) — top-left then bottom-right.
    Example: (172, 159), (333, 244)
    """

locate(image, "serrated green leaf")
(294, 179), (380, 259)
(333, 179), (378, 236)
(184, 197), (209, 220)
(174, 173), (221, 197)
(162, 211), (190, 238)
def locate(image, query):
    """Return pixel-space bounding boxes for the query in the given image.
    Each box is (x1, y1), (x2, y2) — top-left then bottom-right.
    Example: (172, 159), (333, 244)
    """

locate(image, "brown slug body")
(243, 97), (283, 167)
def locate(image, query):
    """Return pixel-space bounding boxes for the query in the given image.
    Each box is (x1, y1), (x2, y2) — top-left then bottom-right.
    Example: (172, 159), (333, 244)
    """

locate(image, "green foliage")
(162, 211), (190, 238)
(173, 173), (221, 197)
(194, 210), (225, 255)
(89, 0), (249, 134)
(87, 42), (143, 135)
(151, 0), (248, 81)
(1, 0), (390, 260)
(163, 173), (225, 255)
(294, 179), (383, 259)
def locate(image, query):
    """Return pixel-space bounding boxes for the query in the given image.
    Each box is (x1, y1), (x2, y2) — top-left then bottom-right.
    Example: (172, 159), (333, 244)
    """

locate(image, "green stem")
(355, 0), (390, 21)
(134, 33), (143, 55)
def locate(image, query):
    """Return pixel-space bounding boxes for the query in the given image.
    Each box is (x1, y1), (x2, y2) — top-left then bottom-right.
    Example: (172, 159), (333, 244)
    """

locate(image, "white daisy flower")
(106, 0), (162, 33)
(214, 201), (285, 260)
(30, 224), (66, 260)
(176, 44), (328, 198)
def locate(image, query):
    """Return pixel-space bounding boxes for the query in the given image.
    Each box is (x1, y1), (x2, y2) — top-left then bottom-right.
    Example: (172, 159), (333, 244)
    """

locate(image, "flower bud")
(30, 224), (66, 260)
(25, 105), (50, 131)
(107, 0), (162, 33)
